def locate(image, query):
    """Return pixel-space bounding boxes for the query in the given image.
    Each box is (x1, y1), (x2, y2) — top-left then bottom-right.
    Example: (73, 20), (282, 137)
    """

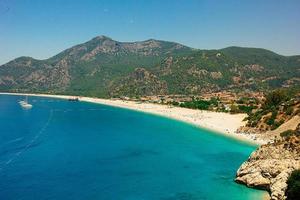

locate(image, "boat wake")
(2, 137), (24, 146)
(0, 109), (54, 172)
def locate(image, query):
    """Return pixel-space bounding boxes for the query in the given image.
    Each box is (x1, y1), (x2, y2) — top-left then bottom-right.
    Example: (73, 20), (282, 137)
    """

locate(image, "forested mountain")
(1, 36), (299, 97)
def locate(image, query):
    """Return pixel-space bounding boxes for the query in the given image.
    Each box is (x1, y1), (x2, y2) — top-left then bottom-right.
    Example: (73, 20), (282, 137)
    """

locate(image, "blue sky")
(0, 0), (299, 64)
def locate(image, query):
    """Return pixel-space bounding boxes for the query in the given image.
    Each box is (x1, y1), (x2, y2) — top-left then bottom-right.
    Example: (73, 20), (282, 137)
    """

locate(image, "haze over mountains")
(0, 36), (299, 97)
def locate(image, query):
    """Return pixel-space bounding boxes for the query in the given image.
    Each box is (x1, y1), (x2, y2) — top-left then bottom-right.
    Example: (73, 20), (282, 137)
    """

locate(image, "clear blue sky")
(0, 0), (299, 64)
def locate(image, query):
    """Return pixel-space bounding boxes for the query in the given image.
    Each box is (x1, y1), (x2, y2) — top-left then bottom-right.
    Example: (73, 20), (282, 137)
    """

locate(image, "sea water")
(0, 95), (267, 200)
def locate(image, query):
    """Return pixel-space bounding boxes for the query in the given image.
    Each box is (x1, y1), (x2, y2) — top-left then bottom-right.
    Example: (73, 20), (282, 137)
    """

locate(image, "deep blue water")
(0, 95), (266, 200)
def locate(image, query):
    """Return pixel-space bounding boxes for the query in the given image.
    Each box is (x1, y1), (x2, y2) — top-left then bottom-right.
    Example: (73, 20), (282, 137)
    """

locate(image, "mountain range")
(1, 35), (299, 97)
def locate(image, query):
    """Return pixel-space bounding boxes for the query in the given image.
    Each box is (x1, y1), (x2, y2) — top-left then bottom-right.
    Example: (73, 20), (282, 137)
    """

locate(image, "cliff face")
(236, 134), (300, 200)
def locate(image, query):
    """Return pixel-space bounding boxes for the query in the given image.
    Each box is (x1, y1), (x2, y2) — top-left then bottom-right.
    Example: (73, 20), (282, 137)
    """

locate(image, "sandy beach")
(0, 92), (265, 145)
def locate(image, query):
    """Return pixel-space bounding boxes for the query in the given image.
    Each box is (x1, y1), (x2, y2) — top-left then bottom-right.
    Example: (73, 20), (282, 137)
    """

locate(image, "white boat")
(19, 96), (33, 109)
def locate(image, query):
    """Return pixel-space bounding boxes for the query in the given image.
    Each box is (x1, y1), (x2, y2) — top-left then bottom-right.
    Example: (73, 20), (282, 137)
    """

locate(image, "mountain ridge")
(1, 35), (299, 97)
(5, 36), (300, 64)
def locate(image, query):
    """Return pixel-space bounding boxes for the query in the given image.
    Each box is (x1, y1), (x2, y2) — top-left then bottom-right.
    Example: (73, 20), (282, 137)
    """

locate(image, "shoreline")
(0, 92), (266, 145)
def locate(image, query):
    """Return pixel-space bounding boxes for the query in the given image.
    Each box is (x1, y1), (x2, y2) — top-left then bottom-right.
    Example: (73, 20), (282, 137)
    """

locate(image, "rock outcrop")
(236, 137), (300, 200)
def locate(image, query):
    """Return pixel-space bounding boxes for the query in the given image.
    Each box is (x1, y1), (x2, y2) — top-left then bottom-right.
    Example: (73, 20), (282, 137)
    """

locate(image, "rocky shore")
(235, 130), (300, 200)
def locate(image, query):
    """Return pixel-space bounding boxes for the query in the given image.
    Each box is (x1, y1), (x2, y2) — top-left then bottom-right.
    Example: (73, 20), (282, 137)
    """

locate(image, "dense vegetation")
(246, 88), (300, 130)
(0, 36), (300, 97)
(263, 89), (291, 109)
(176, 97), (218, 110)
(286, 169), (300, 200)
(280, 130), (298, 138)
(237, 105), (257, 114)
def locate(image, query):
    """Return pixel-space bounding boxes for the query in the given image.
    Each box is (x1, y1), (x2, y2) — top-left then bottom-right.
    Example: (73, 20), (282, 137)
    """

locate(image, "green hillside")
(0, 36), (299, 97)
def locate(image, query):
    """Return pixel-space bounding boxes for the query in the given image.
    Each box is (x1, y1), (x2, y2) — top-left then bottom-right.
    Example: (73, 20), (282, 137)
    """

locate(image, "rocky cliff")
(236, 125), (300, 200)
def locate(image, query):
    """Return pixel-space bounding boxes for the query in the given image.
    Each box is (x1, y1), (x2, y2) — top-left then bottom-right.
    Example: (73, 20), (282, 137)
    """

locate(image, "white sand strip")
(0, 92), (265, 145)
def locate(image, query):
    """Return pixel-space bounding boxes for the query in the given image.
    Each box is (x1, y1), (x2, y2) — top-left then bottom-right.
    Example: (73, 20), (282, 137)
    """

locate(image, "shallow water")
(0, 95), (267, 200)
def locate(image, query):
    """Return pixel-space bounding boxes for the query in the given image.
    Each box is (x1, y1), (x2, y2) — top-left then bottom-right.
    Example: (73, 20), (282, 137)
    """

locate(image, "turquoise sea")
(0, 95), (266, 200)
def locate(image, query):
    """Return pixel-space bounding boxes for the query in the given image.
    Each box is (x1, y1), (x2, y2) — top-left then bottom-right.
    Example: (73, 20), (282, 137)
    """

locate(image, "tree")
(263, 89), (289, 109)
(286, 169), (300, 200)
(230, 104), (240, 114)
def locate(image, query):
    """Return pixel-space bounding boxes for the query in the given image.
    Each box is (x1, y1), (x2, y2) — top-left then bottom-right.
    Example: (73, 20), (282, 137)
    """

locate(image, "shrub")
(230, 104), (240, 114)
(247, 110), (263, 127)
(171, 101), (179, 106)
(263, 89), (290, 109)
(179, 100), (211, 110)
(280, 130), (294, 138)
(266, 117), (274, 126)
(285, 106), (294, 115)
(266, 111), (278, 126)
(286, 169), (300, 200)
(236, 97), (248, 104)
(209, 97), (219, 106)
(238, 105), (256, 114)
(271, 120), (284, 130)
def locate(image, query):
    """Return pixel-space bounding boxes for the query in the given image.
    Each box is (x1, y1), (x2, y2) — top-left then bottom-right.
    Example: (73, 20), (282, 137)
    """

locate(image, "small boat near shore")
(68, 97), (79, 102)
(19, 96), (33, 109)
